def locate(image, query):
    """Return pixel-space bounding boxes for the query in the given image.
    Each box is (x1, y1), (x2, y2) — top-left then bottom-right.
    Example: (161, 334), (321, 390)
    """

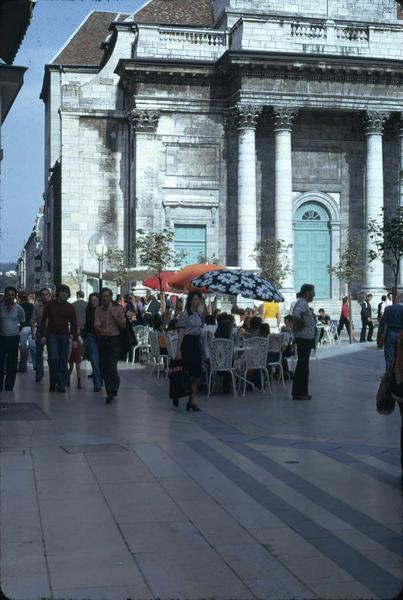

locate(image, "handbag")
(168, 359), (191, 404)
(376, 369), (396, 415)
(119, 314), (136, 352)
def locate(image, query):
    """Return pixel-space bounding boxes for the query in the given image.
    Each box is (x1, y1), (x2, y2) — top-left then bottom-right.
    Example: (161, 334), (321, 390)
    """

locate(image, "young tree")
(197, 252), (219, 265)
(328, 236), (363, 343)
(105, 248), (133, 294)
(367, 207), (403, 300)
(251, 236), (292, 288)
(134, 229), (187, 311)
(69, 267), (85, 292)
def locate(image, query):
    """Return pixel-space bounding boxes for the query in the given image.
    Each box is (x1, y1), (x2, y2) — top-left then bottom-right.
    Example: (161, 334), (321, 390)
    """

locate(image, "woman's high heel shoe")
(186, 401), (201, 412)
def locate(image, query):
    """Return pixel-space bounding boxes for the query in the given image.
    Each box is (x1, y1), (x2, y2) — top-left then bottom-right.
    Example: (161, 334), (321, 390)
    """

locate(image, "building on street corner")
(40, 0), (403, 301)
(0, 0), (35, 246)
(16, 207), (44, 292)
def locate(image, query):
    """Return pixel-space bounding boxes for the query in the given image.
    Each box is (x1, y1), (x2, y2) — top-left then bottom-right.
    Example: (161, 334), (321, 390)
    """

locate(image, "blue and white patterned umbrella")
(191, 269), (284, 302)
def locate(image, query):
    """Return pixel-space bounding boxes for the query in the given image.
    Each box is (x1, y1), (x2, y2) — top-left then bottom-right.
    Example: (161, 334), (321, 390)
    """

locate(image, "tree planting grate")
(0, 402), (50, 421)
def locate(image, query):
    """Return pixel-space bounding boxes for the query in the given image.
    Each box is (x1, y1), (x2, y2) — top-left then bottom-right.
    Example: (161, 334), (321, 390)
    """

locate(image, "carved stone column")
(364, 111), (389, 292)
(230, 105), (263, 269)
(274, 107), (298, 294)
(127, 106), (160, 244)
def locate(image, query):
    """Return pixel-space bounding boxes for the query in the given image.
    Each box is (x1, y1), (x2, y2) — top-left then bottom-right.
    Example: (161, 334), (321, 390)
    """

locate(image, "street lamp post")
(94, 240), (108, 293)
(88, 233), (111, 293)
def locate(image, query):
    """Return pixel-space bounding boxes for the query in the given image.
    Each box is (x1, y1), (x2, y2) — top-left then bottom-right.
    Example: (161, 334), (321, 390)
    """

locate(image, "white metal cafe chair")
(148, 330), (169, 378)
(266, 334), (285, 388)
(207, 338), (237, 398)
(235, 337), (271, 397)
(131, 325), (151, 364)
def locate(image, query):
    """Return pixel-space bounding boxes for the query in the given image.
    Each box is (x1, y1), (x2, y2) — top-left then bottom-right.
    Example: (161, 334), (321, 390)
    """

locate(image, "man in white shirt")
(292, 284), (316, 400)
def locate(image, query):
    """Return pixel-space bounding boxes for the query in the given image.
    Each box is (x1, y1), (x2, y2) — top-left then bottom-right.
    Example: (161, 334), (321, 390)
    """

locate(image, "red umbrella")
(143, 272), (183, 294)
(169, 264), (225, 292)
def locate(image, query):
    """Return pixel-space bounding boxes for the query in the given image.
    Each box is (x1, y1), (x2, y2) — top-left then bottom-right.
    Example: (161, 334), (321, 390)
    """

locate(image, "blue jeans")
(85, 333), (102, 389)
(385, 330), (400, 370)
(19, 326), (31, 371)
(47, 333), (69, 390)
(35, 334), (46, 380)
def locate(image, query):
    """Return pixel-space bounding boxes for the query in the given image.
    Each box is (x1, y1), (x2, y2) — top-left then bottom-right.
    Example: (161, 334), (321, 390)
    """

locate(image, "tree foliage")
(197, 253), (219, 265)
(367, 207), (403, 294)
(134, 229), (187, 287)
(251, 237), (292, 288)
(69, 267), (85, 291)
(328, 235), (362, 290)
(105, 248), (132, 287)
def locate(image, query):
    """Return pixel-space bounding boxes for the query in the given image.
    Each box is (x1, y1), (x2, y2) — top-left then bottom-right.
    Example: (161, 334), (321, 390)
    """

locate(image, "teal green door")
(294, 203), (331, 298)
(174, 225), (206, 266)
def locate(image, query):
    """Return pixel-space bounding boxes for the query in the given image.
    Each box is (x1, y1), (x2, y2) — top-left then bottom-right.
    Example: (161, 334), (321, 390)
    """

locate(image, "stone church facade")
(41, 0), (403, 299)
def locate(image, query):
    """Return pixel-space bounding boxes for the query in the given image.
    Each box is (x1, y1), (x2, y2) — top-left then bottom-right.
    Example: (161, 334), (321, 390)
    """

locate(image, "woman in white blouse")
(176, 291), (204, 412)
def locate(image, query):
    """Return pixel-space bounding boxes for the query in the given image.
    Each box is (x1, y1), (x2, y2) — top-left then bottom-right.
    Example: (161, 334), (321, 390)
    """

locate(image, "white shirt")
(293, 298), (316, 340)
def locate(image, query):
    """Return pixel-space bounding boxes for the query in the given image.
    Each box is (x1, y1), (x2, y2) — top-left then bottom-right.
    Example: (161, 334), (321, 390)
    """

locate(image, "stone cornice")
(218, 51), (403, 85)
(228, 104), (263, 130)
(364, 111), (390, 135)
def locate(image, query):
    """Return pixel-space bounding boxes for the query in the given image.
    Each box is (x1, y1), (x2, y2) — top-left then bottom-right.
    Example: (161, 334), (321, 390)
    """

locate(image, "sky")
(1, 0), (145, 263)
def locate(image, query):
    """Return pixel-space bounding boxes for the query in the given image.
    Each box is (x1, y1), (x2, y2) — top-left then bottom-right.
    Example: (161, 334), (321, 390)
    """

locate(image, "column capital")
(364, 111), (390, 136)
(128, 108), (160, 132)
(229, 105), (263, 130)
(273, 107), (299, 131)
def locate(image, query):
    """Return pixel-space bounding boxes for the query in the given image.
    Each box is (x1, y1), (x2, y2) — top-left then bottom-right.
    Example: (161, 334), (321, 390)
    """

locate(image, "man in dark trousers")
(0, 287), (25, 391)
(94, 287), (126, 404)
(292, 284), (316, 400)
(40, 284), (78, 393)
(378, 292), (403, 369)
(360, 293), (374, 342)
(17, 291), (34, 373)
(31, 287), (52, 382)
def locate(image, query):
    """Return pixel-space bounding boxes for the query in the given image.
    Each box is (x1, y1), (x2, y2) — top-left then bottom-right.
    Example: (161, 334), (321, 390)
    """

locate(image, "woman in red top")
(337, 296), (351, 342)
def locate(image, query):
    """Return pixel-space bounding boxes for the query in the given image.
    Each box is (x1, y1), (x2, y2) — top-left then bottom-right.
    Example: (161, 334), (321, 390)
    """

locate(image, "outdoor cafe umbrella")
(190, 269), (285, 302)
(168, 263), (225, 292)
(142, 271), (183, 294)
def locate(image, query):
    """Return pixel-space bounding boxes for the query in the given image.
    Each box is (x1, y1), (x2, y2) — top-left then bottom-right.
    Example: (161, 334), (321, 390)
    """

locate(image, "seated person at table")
(215, 313), (234, 339)
(152, 314), (168, 355)
(239, 315), (251, 336)
(280, 315), (295, 377)
(244, 316), (262, 338)
(204, 314), (217, 336)
(317, 308), (331, 343)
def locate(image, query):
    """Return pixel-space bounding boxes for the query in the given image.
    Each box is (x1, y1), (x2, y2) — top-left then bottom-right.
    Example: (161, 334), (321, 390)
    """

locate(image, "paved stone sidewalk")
(1, 343), (402, 600)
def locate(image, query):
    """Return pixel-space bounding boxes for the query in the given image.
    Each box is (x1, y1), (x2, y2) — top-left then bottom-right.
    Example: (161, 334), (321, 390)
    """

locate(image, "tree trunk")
(348, 291), (353, 344)
(393, 270), (399, 303)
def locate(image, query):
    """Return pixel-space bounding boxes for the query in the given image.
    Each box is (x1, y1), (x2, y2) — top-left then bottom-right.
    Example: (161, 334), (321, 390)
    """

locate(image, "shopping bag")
(376, 370), (396, 415)
(169, 359), (191, 401)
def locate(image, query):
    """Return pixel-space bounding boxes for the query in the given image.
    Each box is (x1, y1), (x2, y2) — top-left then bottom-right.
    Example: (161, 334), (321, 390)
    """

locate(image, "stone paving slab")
(1, 344), (403, 600)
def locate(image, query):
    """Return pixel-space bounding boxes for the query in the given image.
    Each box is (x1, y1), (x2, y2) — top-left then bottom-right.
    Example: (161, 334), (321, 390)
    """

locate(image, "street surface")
(1, 343), (402, 600)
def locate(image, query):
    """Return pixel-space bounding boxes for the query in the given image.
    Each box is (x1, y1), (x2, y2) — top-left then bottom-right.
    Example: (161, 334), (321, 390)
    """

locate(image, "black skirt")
(181, 334), (204, 378)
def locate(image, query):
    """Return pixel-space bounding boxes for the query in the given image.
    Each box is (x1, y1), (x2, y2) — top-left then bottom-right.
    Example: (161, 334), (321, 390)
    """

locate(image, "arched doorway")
(294, 202), (331, 298)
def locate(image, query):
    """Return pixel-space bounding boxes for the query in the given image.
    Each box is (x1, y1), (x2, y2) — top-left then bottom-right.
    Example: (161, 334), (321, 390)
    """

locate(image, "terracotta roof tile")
(134, 0), (213, 27)
(52, 11), (129, 66)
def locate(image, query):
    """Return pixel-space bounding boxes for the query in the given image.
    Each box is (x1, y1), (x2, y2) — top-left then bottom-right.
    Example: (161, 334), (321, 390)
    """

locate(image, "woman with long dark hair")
(176, 291), (204, 411)
(82, 292), (102, 392)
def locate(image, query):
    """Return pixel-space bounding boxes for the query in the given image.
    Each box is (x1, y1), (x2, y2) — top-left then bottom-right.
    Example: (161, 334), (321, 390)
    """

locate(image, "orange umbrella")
(169, 264), (225, 292)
